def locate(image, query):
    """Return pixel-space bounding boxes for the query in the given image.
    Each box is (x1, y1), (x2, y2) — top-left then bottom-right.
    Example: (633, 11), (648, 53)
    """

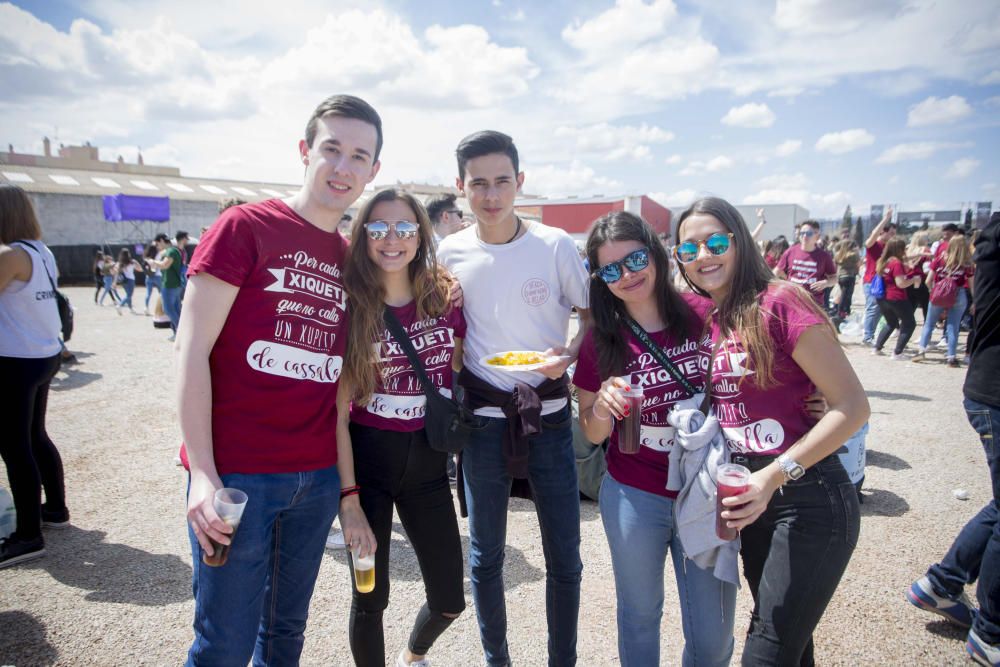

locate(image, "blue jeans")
(599, 474), (735, 667)
(927, 398), (1000, 644)
(99, 275), (119, 305)
(119, 278), (135, 309)
(918, 289), (968, 358)
(862, 281), (880, 342)
(462, 404), (582, 667)
(145, 273), (162, 309)
(162, 286), (182, 332)
(185, 465), (340, 667)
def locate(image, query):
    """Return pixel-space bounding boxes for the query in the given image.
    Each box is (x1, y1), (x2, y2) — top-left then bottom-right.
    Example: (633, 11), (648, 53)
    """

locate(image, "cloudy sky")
(2, 0), (998, 217)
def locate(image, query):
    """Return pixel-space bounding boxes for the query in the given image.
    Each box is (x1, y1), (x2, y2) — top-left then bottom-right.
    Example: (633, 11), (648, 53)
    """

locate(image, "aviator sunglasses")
(364, 220), (420, 241)
(674, 232), (734, 264)
(594, 247), (650, 284)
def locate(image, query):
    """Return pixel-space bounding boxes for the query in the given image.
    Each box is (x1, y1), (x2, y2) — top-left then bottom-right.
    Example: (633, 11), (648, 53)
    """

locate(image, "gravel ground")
(0, 286), (990, 666)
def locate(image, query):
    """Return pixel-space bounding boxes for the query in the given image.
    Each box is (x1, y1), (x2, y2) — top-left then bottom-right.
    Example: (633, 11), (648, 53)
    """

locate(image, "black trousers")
(739, 456), (860, 666)
(907, 283), (929, 322)
(875, 298), (916, 354)
(0, 354), (65, 540)
(348, 423), (465, 666)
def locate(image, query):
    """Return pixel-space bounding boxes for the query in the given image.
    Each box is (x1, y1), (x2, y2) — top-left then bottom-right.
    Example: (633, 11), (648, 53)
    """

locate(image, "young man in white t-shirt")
(437, 130), (591, 667)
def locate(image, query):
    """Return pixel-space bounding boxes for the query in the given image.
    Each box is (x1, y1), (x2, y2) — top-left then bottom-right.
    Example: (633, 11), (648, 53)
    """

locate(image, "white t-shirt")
(438, 220), (589, 417)
(0, 241), (63, 358)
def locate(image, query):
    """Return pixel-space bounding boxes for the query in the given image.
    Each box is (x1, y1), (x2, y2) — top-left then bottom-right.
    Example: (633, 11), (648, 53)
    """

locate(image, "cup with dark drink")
(202, 487), (248, 567)
(351, 546), (376, 594)
(716, 463), (751, 541)
(617, 376), (644, 454)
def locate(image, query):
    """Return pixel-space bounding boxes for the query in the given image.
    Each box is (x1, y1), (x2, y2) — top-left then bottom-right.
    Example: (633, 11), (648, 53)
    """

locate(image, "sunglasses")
(799, 230), (816, 238)
(364, 220), (419, 241)
(594, 247), (650, 284)
(674, 232), (734, 264)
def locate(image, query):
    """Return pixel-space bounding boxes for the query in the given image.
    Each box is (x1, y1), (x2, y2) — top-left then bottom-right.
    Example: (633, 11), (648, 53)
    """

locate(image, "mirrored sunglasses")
(594, 247), (650, 284)
(674, 232), (734, 264)
(365, 220), (419, 241)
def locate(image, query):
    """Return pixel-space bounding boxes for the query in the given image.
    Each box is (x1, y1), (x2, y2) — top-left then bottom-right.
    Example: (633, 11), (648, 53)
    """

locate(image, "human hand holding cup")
(716, 464), (751, 541)
(616, 375), (644, 454)
(202, 488), (248, 567)
(351, 546), (376, 594)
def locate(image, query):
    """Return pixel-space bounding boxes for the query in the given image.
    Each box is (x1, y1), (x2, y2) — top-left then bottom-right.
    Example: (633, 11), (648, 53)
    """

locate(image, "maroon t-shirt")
(864, 242), (884, 284)
(350, 301), (466, 433)
(702, 285), (825, 456)
(776, 246), (836, 304)
(572, 299), (708, 498)
(929, 256), (974, 289)
(883, 257), (908, 301)
(181, 199), (350, 474)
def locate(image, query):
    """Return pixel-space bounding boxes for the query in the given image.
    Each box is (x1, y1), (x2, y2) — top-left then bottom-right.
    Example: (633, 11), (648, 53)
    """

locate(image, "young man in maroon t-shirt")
(177, 95), (381, 666)
(862, 208), (896, 344)
(776, 219), (836, 305)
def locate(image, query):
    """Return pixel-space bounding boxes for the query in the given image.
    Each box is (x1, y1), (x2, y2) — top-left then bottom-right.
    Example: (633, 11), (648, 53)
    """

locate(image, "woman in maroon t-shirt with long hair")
(873, 238), (921, 358)
(674, 196), (868, 666)
(336, 188), (466, 667)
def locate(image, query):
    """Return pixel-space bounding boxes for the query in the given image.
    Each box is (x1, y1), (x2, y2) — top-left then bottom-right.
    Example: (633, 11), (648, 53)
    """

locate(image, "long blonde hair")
(343, 188), (451, 405)
(944, 235), (972, 272)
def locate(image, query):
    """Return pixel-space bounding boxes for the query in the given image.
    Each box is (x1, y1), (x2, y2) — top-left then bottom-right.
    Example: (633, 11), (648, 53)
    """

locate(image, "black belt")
(730, 453), (778, 472)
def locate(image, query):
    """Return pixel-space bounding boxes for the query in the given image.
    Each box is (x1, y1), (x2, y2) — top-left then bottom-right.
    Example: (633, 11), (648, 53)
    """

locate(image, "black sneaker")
(0, 533), (46, 569)
(41, 506), (70, 529)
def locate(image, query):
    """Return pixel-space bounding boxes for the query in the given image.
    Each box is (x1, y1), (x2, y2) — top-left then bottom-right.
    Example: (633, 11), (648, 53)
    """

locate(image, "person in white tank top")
(0, 184), (69, 570)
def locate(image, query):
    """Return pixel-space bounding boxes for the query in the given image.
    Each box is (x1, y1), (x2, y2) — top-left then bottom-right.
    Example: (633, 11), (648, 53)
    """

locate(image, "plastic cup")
(351, 546), (376, 594)
(617, 376), (644, 455)
(202, 488), (248, 567)
(716, 464), (751, 541)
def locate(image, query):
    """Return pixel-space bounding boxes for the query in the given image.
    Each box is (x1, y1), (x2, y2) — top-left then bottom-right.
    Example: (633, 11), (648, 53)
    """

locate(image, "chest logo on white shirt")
(521, 278), (550, 306)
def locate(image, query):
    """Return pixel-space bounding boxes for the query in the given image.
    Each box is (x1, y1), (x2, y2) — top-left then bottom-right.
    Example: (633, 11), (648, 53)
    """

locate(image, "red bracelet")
(340, 485), (360, 499)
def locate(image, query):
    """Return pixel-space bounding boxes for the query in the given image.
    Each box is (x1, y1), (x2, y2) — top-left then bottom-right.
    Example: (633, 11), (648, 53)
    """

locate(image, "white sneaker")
(326, 529), (346, 550)
(890, 353), (908, 360)
(167, 334), (176, 342)
(937, 338), (949, 349)
(396, 650), (431, 667)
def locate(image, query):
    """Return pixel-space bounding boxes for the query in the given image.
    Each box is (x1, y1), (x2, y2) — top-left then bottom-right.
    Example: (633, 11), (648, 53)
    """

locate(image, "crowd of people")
(1, 93), (997, 667)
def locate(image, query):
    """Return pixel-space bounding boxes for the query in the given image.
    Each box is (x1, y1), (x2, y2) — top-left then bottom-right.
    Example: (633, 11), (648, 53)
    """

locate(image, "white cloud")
(983, 183), (997, 192)
(553, 122), (674, 162)
(509, 9), (526, 21)
(946, 158), (980, 180)
(773, 0), (902, 36)
(815, 129), (875, 155)
(680, 155), (734, 175)
(982, 70), (1000, 85)
(907, 95), (973, 126)
(740, 172), (851, 216)
(649, 189), (698, 207)
(984, 96), (1000, 108)
(665, 154), (682, 165)
(875, 141), (965, 164)
(774, 139), (802, 157)
(562, 0), (677, 56)
(525, 160), (623, 197)
(721, 103), (776, 128)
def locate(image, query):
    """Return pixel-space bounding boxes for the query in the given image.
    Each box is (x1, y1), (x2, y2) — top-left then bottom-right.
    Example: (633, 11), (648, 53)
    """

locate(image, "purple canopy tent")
(101, 194), (171, 247)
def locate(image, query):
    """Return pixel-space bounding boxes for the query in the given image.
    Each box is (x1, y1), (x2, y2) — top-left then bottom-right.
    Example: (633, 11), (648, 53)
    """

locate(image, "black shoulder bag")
(20, 241), (74, 343)
(382, 307), (481, 454)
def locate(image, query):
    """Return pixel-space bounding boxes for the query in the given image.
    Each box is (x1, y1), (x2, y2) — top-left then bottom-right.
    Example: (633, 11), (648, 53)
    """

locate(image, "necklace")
(477, 216), (523, 245)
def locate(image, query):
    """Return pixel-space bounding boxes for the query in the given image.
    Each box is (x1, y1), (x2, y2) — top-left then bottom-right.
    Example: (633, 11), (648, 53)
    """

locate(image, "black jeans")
(0, 354), (66, 540)
(836, 276), (856, 316)
(907, 283), (929, 323)
(875, 298), (916, 354)
(348, 423), (465, 666)
(737, 455), (860, 666)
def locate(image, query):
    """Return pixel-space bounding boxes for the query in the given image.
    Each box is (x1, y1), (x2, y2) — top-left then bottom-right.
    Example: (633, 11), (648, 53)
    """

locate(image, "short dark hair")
(304, 95), (383, 161)
(942, 223), (960, 233)
(154, 233), (171, 243)
(801, 219), (821, 231)
(456, 130), (519, 181)
(426, 193), (457, 224)
(884, 222), (897, 232)
(175, 231), (189, 242)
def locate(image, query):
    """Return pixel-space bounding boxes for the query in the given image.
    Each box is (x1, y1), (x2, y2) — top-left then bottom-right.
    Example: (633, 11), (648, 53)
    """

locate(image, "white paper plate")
(478, 351), (569, 373)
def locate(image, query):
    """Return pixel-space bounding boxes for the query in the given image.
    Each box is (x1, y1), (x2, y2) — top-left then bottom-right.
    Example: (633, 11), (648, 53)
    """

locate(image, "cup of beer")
(715, 464), (751, 541)
(202, 487), (248, 567)
(351, 546), (376, 594)
(617, 376), (644, 454)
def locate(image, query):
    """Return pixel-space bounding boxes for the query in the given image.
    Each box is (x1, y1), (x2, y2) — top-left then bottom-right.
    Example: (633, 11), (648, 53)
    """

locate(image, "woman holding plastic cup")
(674, 197), (868, 666)
(336, 188), (465, 667)
(574, 211), (736, 666)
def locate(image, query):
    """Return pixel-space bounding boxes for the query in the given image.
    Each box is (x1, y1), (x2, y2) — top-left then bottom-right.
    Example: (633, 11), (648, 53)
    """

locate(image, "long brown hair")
(876, 238), (907, 275)
(944, 235), (972, 272)
(0, 184), (42, 243)
(675, 197), (832, 389)
(584, 211), (695, 378)
(343, 188), (451, 405)
(834, 239), (859, 266)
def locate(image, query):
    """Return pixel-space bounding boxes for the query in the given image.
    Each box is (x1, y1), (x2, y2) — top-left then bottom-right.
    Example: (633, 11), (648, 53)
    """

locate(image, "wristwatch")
(776, 454), (806, 481)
